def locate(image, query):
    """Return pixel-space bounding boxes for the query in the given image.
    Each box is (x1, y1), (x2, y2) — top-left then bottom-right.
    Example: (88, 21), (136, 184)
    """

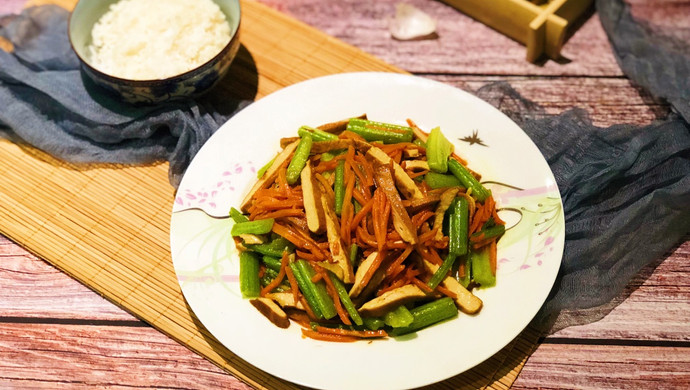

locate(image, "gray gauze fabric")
(0, 5), (249, 187)
(476, 83), (690, 332)
(475, 0), (690, 332)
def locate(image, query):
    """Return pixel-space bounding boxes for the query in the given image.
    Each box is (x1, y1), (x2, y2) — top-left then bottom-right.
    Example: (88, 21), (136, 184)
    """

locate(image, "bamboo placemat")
(0, 1), (541, 388)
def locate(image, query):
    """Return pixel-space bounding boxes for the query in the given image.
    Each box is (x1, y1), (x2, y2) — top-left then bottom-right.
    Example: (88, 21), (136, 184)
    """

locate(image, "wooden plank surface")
(1, 0), (689, 389)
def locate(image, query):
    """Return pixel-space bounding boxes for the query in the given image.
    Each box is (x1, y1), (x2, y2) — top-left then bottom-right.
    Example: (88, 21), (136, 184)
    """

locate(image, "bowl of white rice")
(69, 0), (241, 104)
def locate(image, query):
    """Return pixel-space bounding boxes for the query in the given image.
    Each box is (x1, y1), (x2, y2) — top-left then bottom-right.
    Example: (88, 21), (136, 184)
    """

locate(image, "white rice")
(88, 0), (232, 80)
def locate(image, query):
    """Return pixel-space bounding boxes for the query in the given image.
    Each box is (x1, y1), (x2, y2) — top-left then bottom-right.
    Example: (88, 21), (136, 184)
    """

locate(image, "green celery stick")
(256, 156), (275, 179)
(298, 125), (339, 142)
(470, 247), (495, 287)
(292, 259), (337, 319)
(286, 135), (313, 185)
(239, 252), (261, 298)
(448, 196), (469, 257)
(346, 118), (413, 144)
(447, 159), (490, 202)
(362, 316), (386, 330)
(425, 172), (462, 189)
(426, 127), (454, 173)
(389, 297), (458, 336)
(229, 207), (249, 223)
(230, 218), (274, 236)
(327, 272), (363, 326)
(472, 224), (505, 241)
(334, 159), (345, 215)
(383, 305), (414, 328)
(246, 236), (294, 257)
(261, 255), (282, 272)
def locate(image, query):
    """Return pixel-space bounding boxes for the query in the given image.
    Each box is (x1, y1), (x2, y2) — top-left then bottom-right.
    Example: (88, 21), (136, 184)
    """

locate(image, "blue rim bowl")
(68, 0), (241, 105)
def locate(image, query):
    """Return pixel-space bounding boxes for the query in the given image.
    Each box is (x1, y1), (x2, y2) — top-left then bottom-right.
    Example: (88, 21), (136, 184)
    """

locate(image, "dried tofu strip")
(240, 140), (299, 212)
(422, 260), (483, 314)
(366, 146), (423, 200)
(373, 163), (418, 245)
(433, 187), (460, 240)
(319, 193), (355, 283)
(358, 284), (429, 317)
(301, 162), (326, 234)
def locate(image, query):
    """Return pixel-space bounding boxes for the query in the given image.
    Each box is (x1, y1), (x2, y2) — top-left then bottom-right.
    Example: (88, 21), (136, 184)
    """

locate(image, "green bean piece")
(383, 305), (414, 328)
(327, 272), (364, 326)
(470, 247), (495, 287)
(293, 259), (337, 320)
(246, 236), (294, 257)
(349, 243), (360, 268)
(426, 127), (454, 173)
(298, 125), (339, 142)
(286, 135), (313, 185)
(334, 159), (345, 215)
(230, 218), (275, 236)
(447, 159), (490, 202)
(288, 261), (324, 319)
(413, 138), (427, 148)
(256, 156), (276, 179)
(471, 224), (505, 241)
(239, 252), (261, 298)
(448, 196), (469, 257)
(389, 297), (458, 336)
(261, 255), (282, 272)
(457, 255), (471, 288)
(346, 118), (413, 144)
(424, 172), (462, 189)
(229, 207), (249, 223)
(427, 252), (457, 290)
(362, 316), (386, 330)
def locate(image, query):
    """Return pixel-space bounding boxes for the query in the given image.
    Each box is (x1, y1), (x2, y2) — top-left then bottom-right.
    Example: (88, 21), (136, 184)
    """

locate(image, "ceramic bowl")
(68, 0), (241, 104)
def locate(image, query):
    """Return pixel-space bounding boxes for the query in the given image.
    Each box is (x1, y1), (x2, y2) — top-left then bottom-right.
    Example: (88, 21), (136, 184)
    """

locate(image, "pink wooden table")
(1, 0), (689, 388)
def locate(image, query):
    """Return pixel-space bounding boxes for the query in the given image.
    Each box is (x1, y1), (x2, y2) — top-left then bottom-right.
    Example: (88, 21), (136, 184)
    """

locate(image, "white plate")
(170, 72), (564, 390)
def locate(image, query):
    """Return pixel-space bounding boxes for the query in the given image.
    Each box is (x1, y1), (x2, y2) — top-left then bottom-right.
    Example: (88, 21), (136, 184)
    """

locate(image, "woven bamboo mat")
(0, 1), (541, 388)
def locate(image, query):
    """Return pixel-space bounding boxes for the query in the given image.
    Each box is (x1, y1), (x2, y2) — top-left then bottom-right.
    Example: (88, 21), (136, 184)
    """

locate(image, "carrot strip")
(385, 247), (414, 276)
(355, 225), (378, 247)
(300, 297), (319, 321)
(436, 284), (458, 299)
(260, 251), (289, 296)
(285, 264), (301, 305)
(417, 227), (440, 246)
(377, 278), (406, 296)
(379, 196), (391, 251)
(295, 250), (320, 262)
(311, 272), (323, 283)
(359, 248), (387, 288)
(351, 187), (368, 206)
(354, 153), (375, 187)
(301, 328), (358, 342)
(314, 326), (387, 339)
(323, 272), (351, 325)
(340, 173), (356, 244)
(407, 170), (428, 179)
(253, 209), (305, 220)
(351, 197), (374, 233)
(372, 190), (384, 251)
(272, 223), (309, 248)
(411, 277), (433, 293)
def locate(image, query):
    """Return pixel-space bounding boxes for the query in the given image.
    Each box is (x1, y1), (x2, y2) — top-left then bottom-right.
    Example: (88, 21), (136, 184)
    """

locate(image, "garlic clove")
(389, 3), (438, 41)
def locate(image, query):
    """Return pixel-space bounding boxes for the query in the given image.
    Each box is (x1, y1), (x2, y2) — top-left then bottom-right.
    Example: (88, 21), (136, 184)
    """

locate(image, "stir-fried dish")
(230, 116), (505, 342)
